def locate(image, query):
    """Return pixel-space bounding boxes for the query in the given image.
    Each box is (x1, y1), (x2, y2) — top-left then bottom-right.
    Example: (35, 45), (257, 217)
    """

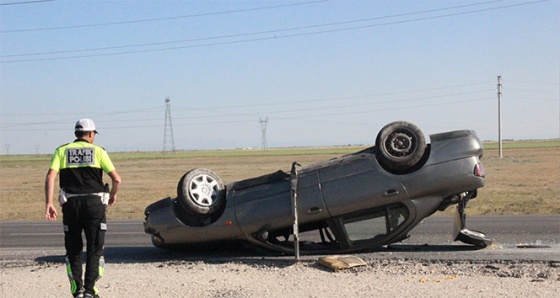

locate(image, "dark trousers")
(62, 195), (106, 295)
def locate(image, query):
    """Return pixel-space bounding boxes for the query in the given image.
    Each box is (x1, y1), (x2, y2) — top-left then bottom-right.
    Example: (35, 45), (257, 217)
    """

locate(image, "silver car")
(144, 121), (491, 254)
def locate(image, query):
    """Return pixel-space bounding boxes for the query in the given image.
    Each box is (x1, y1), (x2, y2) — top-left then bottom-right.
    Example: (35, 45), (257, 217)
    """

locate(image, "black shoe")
(84, 293), (99, 298)
(73, 289), (84, 298)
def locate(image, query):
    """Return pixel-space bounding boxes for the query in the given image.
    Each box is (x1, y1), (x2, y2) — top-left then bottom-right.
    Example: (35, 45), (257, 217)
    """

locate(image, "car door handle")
(384, 189), (399, 197)
(306, 207), (322, 215)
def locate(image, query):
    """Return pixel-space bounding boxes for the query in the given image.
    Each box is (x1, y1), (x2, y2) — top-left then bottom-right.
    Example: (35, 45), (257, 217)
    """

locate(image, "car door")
(233, 170), (328, 238)
(318, 156), (410, 217)
(329, 201), (415, 251)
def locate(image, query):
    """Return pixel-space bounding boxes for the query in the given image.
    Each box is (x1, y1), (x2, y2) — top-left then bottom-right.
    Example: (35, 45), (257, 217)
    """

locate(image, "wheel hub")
(189, 174), (219, 207)
(389, 132), (413, 156)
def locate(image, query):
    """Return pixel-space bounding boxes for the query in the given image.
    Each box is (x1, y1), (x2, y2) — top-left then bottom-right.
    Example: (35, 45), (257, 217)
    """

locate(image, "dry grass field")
(0, 141), (558, 221)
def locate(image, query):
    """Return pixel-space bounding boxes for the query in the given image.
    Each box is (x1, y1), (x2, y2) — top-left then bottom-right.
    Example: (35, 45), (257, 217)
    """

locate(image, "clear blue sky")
(1, 0), (558, 154)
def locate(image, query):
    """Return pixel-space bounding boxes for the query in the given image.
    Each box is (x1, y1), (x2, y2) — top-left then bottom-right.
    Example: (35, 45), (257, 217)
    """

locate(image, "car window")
(342, 204), (409, 242)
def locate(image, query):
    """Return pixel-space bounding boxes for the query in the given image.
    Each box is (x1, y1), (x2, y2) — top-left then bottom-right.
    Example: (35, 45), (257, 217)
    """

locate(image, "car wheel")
(177, 168), (225, 216)
(376, 121), (426, 172)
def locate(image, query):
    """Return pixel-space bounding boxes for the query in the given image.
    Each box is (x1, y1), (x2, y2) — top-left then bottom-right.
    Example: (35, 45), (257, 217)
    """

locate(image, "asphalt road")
(1, 215), (558, 263)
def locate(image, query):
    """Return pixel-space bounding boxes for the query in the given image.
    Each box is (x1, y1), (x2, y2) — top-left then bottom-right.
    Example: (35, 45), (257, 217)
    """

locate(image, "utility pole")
(163, 97), (176, 153)
(260, 117), (268, 150)
(497, 76), (503, 158)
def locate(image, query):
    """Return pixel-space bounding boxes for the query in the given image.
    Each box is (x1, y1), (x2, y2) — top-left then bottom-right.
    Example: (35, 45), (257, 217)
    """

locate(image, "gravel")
(1, 258), (558, 297)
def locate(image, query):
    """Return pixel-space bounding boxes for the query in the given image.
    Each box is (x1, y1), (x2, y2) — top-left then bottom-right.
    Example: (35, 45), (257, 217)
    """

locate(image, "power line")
(0, 105), (163, 118)
(0, 0), (506, 57)
(166, 89), (493, 123)
(0, 0), (54, 6)
(1, 0), (549, 63)
(0, 105), (163, 129)
(173, 86), (496, 114)
(268, 98), (494, 122)
(0, 97), (495, 133)
(0, 84), (498, 131)
(0, 0), (330, 33)
(0, 82), (493, 120)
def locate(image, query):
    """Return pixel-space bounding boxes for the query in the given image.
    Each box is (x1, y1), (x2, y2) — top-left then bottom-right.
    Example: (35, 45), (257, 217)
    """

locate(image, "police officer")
(45, 118), (121, 298)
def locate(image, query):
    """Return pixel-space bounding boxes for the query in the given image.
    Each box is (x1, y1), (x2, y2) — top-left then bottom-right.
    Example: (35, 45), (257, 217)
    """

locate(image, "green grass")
(483, 139), (559, 149)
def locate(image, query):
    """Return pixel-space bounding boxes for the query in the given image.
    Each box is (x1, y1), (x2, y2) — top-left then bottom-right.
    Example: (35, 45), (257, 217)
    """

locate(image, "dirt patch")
(1, 258), (558, 297)
(1, 145), (558, 220)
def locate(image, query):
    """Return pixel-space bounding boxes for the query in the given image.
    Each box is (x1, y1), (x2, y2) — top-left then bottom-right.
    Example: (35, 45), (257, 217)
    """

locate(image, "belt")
(66, 192), (105, 198)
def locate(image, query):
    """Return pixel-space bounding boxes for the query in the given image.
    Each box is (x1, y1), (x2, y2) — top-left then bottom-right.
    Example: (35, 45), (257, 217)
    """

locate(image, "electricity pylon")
(260, 117), (268, 150)
(163, 97), (176, 153)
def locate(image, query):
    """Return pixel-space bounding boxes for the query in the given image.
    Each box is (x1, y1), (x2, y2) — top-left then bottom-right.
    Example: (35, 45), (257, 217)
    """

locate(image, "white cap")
(75, 118), (98, 134)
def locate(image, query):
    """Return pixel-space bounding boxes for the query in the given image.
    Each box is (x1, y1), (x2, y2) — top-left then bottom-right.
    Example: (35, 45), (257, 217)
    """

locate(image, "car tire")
(375, 121), (426, 173)
(177, 168), (225, 216)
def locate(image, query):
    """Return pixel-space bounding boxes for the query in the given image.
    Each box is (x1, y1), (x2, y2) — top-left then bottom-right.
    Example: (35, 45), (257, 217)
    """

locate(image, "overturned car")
(144, 121), (491, 254)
